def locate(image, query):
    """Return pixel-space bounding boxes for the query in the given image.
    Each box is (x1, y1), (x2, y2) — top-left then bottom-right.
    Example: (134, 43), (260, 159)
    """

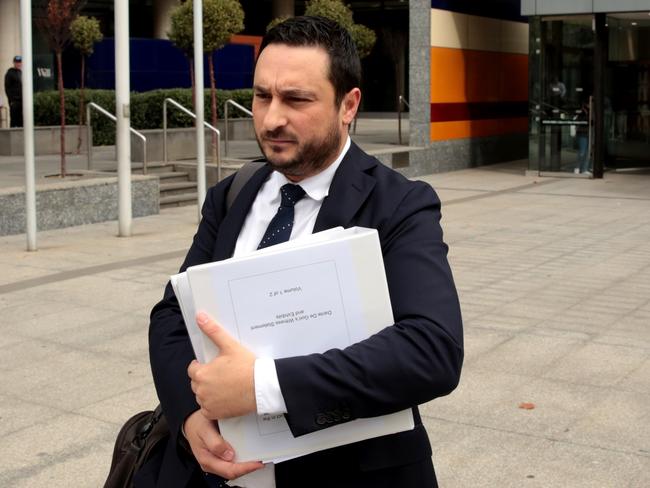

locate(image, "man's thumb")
(196, 311), (235, 350)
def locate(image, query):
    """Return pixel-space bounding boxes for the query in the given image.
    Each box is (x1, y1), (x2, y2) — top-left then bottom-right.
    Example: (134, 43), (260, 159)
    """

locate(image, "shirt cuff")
(254, 357), (288, 415)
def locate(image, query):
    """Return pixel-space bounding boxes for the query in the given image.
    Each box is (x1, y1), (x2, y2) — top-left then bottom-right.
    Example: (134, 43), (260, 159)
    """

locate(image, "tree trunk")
(77, 55), (85, 154)
(208, 53), (217, 165)
(57, 50), (66, 177)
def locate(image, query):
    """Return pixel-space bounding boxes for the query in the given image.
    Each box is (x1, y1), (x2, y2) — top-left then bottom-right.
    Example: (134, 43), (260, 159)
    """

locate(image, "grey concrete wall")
(131, 119), (255, 162)
(409, 0), (431, 148)
(397, 133), (528, 178)
(522, 0), (650, 15)
(0, 175), (159, 236)
(0, 126), (88, 156)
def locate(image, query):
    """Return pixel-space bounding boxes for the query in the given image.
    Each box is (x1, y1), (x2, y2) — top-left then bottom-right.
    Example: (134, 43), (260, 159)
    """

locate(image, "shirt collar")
(267, 136), (350, 203)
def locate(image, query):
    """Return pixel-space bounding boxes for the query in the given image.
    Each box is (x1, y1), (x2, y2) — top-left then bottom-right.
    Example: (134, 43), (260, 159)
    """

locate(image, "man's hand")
(183, 410), (264, 479)
(188, 311), (257, 419)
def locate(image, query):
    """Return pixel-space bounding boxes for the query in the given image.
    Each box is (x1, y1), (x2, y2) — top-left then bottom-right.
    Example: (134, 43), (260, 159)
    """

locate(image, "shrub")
(34, 87), (253, 145)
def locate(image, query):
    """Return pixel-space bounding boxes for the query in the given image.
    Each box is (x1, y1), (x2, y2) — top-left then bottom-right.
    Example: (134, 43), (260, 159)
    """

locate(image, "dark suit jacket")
(145, 142), (464, 488)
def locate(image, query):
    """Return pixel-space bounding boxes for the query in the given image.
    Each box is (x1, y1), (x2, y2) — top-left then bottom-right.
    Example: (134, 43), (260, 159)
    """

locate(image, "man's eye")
(255, 93), (271, 100)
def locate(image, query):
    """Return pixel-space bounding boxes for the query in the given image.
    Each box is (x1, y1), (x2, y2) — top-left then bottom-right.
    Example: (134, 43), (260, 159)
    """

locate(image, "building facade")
(3, 0), (534, 174)
(406, 0), (529, 175)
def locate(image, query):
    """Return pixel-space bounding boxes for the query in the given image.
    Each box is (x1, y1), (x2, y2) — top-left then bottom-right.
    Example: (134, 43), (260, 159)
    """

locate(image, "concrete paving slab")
(0, 412), (116, 486)
(564, 388), (650, 454)
(469, 333), (581, 378)
(431, 418), (650, 487)
(542, 342), (648, 388)
(0, 394), (67, 437)
(75, 383), (159, 426)
(7, 439), (114, 488)
(423, 371), (620, 442)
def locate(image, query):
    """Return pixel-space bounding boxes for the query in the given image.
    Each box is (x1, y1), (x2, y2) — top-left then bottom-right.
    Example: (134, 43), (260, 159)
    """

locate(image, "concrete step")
(157, 171), (191, 183)
(160, 192), (198, 208)
(131, 162), (177, 174)
(160, 181), (198, 196)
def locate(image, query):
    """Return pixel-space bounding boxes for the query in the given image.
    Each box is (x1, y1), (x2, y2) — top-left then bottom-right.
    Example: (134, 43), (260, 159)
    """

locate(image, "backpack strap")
(226, 160), (266, 211)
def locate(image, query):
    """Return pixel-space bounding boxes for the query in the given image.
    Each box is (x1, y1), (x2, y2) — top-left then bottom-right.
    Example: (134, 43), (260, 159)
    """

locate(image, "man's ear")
(340, 88), (361, 126)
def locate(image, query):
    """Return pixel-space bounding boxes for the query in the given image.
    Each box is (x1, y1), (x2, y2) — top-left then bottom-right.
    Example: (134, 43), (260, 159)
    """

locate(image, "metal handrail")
(398, 95), (410, 145)
(224, 99), (253, 157)
(87, 102), (148, 174)
(163, 97), (221, 180)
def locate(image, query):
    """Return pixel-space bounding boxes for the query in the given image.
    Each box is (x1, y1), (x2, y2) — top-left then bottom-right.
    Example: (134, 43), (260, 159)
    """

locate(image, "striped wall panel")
(430, 7), (529, 141)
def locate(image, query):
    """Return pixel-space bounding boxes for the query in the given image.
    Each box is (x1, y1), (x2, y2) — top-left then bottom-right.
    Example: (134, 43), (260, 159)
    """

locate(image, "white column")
(115, 0), (132, 236)
(20, 0), (36, 251)
(194, 0), (206, 215)
(1, 0), (22, 110)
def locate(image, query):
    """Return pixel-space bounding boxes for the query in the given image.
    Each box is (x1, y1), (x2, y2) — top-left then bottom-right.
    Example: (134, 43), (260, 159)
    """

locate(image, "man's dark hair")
(259, 16), (361, 106)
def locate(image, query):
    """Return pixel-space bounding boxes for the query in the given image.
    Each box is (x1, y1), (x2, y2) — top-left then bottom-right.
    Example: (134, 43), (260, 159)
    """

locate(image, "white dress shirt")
(228, 137), (350, 488)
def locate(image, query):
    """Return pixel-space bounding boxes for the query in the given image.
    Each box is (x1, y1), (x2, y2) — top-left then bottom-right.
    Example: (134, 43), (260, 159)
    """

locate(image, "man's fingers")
(199, 454), (265, 480)
(196, 311), (237, 352)
(200, 423), (235, 461)
(187, 359), (200, 379)
(194, 418), (264, 478)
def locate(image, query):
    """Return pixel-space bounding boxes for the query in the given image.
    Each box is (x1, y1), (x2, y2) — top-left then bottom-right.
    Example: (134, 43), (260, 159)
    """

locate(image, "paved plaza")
(0, 161), (649, 487)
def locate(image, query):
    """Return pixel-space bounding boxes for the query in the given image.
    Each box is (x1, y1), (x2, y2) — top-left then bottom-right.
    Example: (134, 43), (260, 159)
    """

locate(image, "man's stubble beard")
(256, 119), (342, 179)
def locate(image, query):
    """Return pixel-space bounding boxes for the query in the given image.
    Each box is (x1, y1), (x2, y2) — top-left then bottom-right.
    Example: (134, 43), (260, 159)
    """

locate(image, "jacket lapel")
(212, 164), (273, 261)
(314, 142), (377, 232)
(214, 142), (377, 259)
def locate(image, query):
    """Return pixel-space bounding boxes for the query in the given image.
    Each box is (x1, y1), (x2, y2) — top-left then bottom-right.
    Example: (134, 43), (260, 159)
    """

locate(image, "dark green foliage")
(33, 88), (253, 145)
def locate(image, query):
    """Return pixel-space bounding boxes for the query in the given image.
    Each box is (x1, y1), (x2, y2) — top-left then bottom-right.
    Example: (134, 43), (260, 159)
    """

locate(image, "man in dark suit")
(4, 55), (22, 128)
(147, 16), (463, 488)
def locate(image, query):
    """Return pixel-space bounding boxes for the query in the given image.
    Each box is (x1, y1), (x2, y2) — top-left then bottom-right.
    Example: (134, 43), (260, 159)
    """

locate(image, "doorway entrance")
(606, 14), (650, 170)
(528, 12), (650, 177)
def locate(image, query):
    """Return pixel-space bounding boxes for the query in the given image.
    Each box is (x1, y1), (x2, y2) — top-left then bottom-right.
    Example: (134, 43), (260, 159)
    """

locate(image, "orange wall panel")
(430, 47), (528, 104)
(430, 47), (468, 103)
(500, 54), (529, 101)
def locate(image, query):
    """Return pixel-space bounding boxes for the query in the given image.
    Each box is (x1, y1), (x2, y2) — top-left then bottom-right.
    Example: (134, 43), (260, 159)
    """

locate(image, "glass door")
(605, 14), (650, 169)
(529, 16), (595, 175)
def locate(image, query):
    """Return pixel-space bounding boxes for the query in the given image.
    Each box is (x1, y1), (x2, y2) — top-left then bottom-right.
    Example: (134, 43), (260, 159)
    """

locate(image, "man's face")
(14, 61), (22, 70)
(252, 44), (357, 181)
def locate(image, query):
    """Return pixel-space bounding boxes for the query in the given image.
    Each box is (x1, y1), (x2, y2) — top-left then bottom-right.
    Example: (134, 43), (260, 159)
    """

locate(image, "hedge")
(34, 88), (253, 146)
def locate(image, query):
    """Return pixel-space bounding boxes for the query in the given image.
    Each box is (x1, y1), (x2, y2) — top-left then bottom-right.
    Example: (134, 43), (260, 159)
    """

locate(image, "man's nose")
(262, 99), (288, 132)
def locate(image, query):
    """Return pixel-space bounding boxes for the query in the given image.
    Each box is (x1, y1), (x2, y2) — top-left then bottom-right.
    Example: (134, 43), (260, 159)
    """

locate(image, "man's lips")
(263, 138), (296, 144)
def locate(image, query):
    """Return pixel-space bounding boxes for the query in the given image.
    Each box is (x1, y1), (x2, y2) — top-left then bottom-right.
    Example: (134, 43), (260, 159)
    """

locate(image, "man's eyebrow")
(252, 85), (316, 99)
(279, 88), (316, 99)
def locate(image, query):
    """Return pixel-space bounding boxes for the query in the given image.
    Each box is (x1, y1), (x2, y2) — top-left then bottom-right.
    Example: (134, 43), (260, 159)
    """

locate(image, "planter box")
(0, 175), (159, 237)
(130, 118), (255, 162)
(0, 125), (88, 156)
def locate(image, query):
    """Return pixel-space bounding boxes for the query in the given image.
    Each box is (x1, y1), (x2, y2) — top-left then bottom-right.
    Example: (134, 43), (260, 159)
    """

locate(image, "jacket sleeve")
(275, 181), (464, 437)
(148, 183), (229, 444)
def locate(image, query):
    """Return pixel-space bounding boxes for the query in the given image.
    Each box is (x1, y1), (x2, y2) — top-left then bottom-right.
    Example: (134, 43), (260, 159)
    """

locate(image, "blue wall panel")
(76, 38), (254, 92)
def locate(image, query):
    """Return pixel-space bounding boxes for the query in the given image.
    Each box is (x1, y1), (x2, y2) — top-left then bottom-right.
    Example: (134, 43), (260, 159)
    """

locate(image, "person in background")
(575, 101), (591, 175)
(4, 55), (23, 128)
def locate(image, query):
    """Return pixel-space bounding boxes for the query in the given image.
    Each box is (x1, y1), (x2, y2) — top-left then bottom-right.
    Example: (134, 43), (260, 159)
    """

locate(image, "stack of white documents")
(171, 226), (414, 463)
